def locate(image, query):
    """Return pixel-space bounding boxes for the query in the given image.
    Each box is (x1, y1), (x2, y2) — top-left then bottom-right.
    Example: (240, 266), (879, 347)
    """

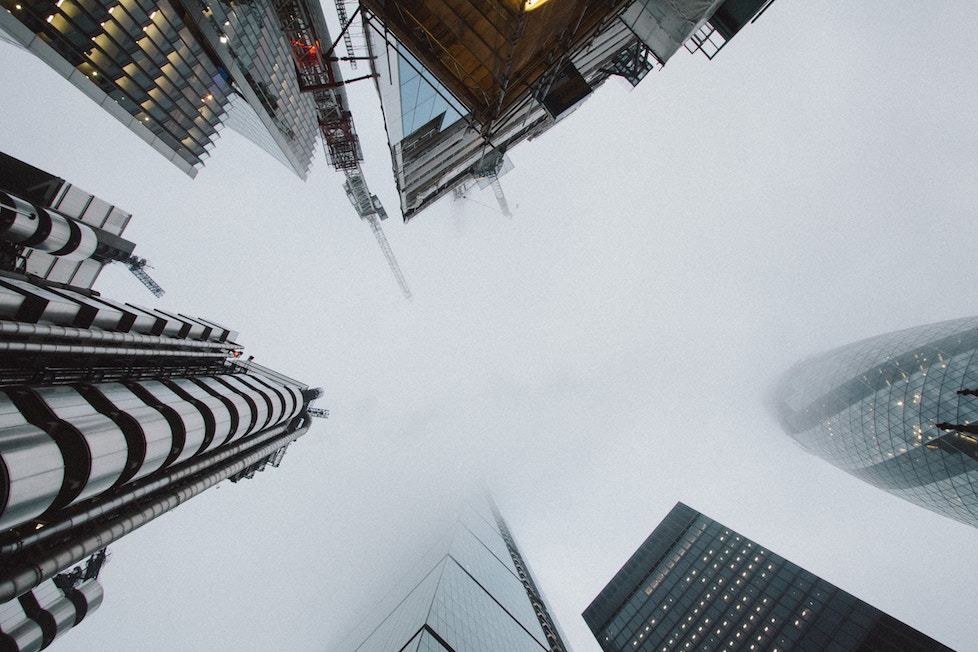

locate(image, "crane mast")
(274, 0), (412, 299)
(125, 256), (165, 298)
(344, 176), (412, 298)
(489, 176), (512, 218)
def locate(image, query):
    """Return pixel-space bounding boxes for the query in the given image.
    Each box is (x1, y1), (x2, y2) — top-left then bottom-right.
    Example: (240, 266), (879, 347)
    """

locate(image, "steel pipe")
(0, 423), (292, 555)
(0, 321), (239, 351)
(0, 425), (309, 602)
(0, 342), (228, 358)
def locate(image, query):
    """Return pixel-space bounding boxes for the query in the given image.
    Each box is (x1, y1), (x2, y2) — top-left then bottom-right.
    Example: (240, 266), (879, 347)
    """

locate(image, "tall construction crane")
(344, 176), (412, 298)
(124, 256), (165, 298)
(333, 0), (361, 69)
(453, 151), (514, 218)
(487, 175), (513, 218)
(274, 0), (412, 299)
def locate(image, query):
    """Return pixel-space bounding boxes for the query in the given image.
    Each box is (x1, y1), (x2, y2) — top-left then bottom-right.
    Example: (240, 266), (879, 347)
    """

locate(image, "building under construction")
(358, 0), (775, 220)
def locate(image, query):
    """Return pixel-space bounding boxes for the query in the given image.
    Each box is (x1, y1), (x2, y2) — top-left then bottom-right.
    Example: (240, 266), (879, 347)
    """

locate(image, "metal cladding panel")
(0, 598), (43, 652)
(216, 376), (270, 433)
(31, 386), (128, 506)
(0, 394), (64, 531)
(193, 317), (237, 343)
(131, 382), (206, 465)
(119, 303), (167, 335)
(88, 384), (172, 481)
(0, 192), (98, 261)
(68, 580), (103, 624)
(154, 310), (207, 340)
(61, 259), (99, 294)
(620, 0), (724, 62)
(191, 377), (253, 442)
(174, 314), (217, 341)
(74, 296), (135, 333)
(21, 580), (76, 647)
(236, 375), (287, 427)
(0, 279), (81, 326)
(57, 288), (123, 328)
(164, 379), (234, 452)
(0, 284), (31, 323)
(38, 287), (124, 331)
(147, 309), (190, 339)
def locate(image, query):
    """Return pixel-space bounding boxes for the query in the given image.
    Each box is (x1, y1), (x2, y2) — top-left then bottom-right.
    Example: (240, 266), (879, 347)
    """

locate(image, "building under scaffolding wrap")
(0, 152), (325, 650)
(360, 0), (774, 220)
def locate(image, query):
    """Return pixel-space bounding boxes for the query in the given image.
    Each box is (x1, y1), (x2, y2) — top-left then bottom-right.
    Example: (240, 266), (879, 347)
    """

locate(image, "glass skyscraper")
(0, 0), (318, 177)
(771, 316), (978, 529)
(340, 496), (568, 652)
(583, 503), (950, 652)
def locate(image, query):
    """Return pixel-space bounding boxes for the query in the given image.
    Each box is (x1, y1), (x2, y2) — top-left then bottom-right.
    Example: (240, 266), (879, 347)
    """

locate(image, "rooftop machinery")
(272, 0), (412, 299)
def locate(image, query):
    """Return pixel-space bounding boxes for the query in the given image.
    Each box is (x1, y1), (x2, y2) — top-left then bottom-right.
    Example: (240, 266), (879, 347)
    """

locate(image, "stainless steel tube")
(0, 321), (240, 351)
(0, 425), (309, 602)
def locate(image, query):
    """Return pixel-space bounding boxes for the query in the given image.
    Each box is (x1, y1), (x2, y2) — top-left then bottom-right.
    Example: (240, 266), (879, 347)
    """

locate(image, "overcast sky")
(2, 1), (978, 650)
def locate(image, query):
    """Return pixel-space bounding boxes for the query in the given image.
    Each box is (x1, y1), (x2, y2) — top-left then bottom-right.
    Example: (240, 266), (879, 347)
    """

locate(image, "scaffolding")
(273, 0), (412, 299)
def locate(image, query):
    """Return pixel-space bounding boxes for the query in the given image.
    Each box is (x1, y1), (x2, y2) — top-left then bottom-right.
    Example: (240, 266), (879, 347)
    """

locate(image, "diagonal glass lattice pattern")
(772, 316), (978, 529)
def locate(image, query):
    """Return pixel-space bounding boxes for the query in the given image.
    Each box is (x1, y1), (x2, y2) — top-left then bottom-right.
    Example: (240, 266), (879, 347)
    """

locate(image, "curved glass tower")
(771, 315), (978, 529)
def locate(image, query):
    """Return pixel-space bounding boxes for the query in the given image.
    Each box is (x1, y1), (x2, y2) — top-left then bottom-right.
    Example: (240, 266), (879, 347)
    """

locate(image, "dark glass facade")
(341, 497), (568, 652)
(0, 0), (318, 177)
(771, 316), (978, 529)
(583, 503), (950, 652)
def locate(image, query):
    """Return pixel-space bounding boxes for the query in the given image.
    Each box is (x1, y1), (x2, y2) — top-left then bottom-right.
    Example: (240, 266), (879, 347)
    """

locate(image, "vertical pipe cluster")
(0, 373), (304, 532)
(0, 572), (103, 651)
(0, 192), (98, 263)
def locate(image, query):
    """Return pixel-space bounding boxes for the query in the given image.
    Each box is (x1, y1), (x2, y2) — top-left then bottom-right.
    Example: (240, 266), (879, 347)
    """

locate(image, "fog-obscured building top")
(584, 502), (950, 652)
(361, 0), (773, 220)
(771, 315), (978, 530)
(340, 496), (568, 652)
(0, 0), (319, 178)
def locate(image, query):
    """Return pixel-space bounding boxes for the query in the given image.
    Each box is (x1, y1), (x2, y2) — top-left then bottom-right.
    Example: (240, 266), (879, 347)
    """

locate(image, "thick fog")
(2, 1), (978, 650)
